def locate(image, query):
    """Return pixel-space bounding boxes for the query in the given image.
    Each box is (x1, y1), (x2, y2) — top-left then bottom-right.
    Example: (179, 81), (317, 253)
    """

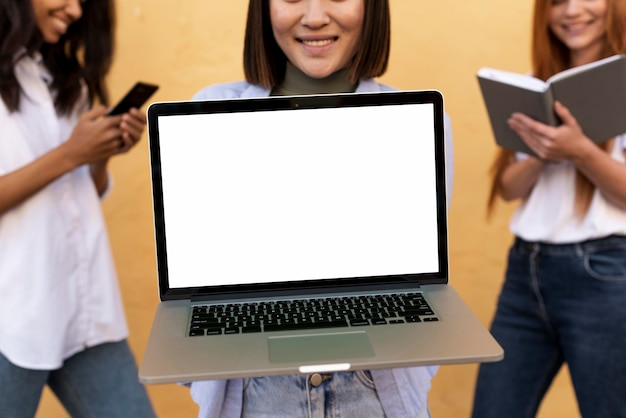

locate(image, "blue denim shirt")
(187, 79), (454, 418)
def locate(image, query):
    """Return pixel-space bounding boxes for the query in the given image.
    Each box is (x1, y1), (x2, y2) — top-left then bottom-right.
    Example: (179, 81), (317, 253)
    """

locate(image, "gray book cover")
(477, 54), (626, 156)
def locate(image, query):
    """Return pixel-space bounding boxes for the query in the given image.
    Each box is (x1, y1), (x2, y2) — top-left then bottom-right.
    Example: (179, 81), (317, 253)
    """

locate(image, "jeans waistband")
(513, 235), (626, 255)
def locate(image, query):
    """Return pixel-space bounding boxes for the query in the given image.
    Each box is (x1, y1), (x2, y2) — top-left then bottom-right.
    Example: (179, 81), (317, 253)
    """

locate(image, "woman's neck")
(271, 62), (358, 96)
(569, 43), (604, 67)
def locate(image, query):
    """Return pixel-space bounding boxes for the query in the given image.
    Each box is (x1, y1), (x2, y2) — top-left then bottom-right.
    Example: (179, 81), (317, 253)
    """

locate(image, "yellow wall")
(36, 1), (579, 417)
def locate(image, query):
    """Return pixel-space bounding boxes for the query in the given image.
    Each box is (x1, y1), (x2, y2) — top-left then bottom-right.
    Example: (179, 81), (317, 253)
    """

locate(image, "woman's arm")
(498, 156), (546, 201)
(570, 143), (626, 210)
(0, 106), (123, 215)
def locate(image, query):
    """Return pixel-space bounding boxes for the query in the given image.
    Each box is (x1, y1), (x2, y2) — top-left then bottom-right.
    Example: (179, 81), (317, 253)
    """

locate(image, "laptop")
(139, 90), (503, 384)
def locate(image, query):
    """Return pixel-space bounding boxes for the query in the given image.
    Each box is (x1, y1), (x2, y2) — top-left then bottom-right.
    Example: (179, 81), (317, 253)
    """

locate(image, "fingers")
(117, 108), (147, 153)
(506, 105), (591, 162)
(85, 105), (120, 123)
(507, 113), (552, 159)
(116, 137), (130, 153)
(128, 107), (147, 124)
(121, 114), (145, 140)
(508, 113), (552, 138)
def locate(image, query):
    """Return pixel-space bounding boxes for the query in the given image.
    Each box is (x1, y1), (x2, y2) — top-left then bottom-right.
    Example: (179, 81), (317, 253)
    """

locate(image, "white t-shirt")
(510, 135), (626, 243)
(0, 53), (127, 369)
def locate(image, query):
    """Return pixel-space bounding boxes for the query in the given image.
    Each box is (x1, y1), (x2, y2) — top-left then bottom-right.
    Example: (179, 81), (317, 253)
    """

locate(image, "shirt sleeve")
(443, 114), (454, 207)
(189, 379), (243, 418)
(0, 104), (21, 176)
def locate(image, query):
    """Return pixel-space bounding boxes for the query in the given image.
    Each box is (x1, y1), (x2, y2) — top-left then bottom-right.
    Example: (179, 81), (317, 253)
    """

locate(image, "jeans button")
(310, 373), (323, 387)
(310, 373), (332, 387)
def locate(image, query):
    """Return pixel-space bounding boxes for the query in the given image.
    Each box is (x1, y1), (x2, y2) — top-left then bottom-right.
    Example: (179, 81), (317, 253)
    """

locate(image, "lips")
(51, 15), (69, 35)
(561, 21), (592, 33)
(298, 37), (338, 47)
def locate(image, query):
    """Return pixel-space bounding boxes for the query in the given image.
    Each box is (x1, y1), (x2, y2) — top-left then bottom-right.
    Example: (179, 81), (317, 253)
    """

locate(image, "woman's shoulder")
(193, 79), (394, 99)
(192, 81), (270, 100)
(357, 79), (396, 93)
(375, 82), (397, 92)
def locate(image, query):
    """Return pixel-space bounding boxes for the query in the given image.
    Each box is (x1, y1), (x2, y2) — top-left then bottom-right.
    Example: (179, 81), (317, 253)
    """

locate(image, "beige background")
(36, 1), (579, 417)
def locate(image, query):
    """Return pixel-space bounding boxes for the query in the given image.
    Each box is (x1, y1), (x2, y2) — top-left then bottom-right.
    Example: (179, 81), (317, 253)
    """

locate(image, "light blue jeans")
(241, 371), (432, 418)
(0, 340), (155, 418)
(472, 235), (626, 418)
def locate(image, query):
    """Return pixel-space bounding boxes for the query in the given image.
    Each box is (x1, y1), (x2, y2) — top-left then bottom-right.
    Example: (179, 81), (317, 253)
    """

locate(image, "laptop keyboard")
(188, 292), (438, 336)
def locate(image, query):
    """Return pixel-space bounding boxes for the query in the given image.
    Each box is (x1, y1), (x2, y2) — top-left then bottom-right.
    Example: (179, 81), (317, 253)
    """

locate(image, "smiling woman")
(35, 1), (589, 417)
(473, 0), (626, 416)
(31, 0), (84, 43)
(0, 0), (155, 416)
(184, 1), (453, 417)
(269, 0), (364, 79)
(548, 0), (608, 66)
(243, 0), (389, 91)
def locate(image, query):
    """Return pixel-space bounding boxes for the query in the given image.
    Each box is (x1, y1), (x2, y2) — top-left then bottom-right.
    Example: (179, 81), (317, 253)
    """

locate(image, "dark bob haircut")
(243, 0), (390, 88)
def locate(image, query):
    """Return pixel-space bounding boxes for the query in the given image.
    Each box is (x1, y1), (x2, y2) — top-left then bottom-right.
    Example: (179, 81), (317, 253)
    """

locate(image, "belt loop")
(530, 242), (540, 259)
(575, 243), (584, 258)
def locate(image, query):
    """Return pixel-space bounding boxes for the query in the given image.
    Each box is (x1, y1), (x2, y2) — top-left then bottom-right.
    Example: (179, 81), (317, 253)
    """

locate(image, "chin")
(43, 34), (62, 44)
(303, 68), (340, 80)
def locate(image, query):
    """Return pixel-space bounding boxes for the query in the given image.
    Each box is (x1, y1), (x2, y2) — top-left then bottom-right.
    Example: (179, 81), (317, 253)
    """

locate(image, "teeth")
(303, 39), (333, 47)
(565, 23), (588, 31)
(54, 17), (68, 30)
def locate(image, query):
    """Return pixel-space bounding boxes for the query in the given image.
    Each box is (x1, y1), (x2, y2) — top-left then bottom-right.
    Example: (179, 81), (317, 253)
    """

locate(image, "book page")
(477, 67), (547, 92)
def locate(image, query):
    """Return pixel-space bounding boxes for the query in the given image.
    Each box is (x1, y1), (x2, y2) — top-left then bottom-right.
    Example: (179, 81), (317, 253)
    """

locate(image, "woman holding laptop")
(186, 0), (454, 417)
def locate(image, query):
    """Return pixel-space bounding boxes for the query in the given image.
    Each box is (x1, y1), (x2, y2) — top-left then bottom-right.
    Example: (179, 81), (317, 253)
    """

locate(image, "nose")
(564, 0), (583, 15)
(301, 0), (331, 29)
(65, 0), (83, 21)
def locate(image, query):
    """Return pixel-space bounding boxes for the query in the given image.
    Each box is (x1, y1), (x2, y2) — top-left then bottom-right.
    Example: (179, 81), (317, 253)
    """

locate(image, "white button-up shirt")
(0, 52), (127, 370)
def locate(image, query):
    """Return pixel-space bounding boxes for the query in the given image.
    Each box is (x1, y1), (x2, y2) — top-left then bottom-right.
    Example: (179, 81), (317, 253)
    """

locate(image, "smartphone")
(107, 82), (159, 115)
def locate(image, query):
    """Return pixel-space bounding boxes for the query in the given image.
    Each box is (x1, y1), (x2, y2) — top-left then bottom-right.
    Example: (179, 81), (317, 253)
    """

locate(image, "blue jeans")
(0, 340), (155, 418)
(472, 235), (626, 418)
(241, 371), (432, 418)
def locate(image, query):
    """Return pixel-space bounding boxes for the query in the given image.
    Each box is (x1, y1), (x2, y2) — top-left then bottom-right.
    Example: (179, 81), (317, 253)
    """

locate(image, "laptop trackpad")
(268, 331), (375, 364)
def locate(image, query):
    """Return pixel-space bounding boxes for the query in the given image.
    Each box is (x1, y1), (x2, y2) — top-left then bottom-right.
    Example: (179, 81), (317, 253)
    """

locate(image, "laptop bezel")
(146, 90), (449, 302)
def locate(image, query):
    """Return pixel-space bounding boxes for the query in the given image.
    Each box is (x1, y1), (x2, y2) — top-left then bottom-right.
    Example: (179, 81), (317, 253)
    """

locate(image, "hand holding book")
(507, 100), (595, 161)
(477, 54), (626, 157)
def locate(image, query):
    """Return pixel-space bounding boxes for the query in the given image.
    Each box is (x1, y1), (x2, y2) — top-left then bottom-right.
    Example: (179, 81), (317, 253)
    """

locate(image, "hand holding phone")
(107, 82), (159, 115)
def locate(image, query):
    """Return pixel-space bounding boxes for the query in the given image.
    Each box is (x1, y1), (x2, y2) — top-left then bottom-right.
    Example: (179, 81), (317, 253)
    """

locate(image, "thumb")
(81, 105), (110, 121)
(554, 100), (578, 127)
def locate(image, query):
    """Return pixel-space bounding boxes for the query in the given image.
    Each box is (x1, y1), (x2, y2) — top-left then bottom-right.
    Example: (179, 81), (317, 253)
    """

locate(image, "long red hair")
(487, 0), (626, 217)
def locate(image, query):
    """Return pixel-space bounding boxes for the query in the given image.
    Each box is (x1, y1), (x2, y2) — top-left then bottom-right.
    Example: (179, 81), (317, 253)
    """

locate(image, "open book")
(477, 54), (626, 155)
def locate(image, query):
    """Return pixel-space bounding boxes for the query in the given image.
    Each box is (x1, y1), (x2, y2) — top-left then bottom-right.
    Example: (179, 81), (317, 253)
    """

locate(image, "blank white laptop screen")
(156, 103), (439, 289)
